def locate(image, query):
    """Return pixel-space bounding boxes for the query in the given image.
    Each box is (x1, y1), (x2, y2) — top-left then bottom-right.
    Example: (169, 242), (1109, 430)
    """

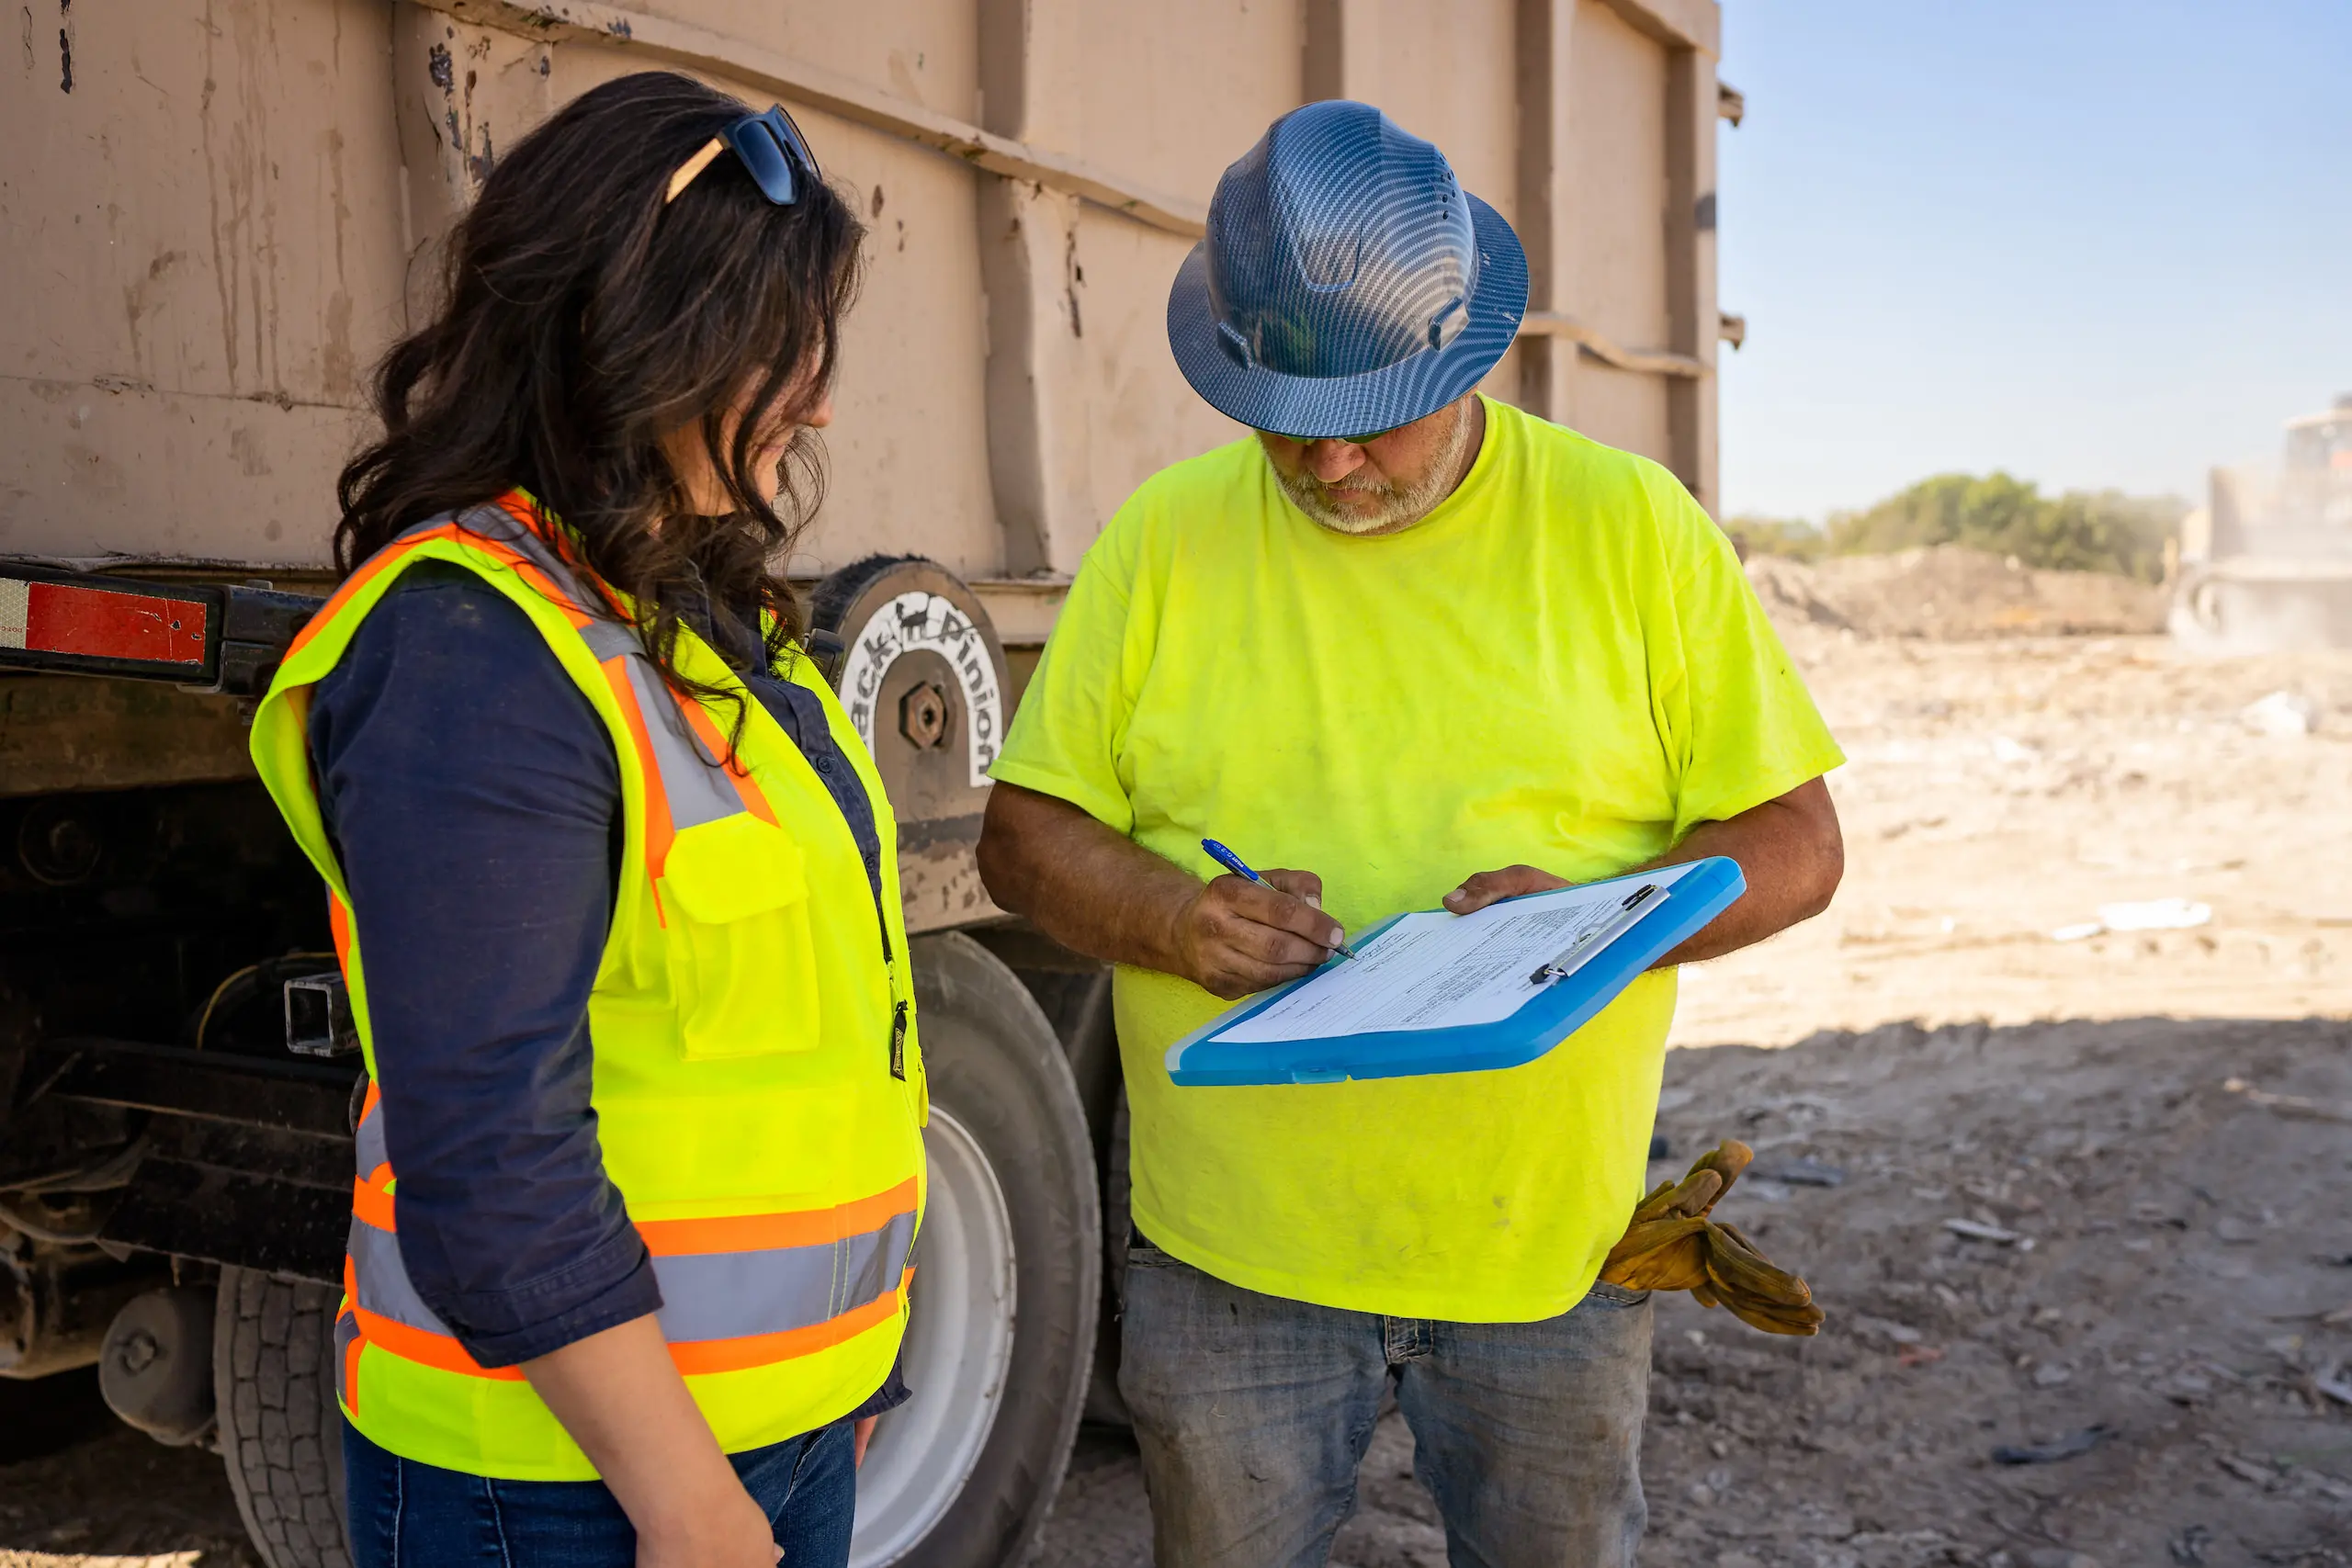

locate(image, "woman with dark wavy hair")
(247, 71), (927, 1568)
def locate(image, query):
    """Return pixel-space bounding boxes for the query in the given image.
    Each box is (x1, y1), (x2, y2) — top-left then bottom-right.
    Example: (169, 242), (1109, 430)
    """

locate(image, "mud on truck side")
(2, 4), (1731, 1563)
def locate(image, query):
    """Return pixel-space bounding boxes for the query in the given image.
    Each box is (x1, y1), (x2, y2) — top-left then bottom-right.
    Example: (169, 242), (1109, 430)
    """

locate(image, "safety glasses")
(664, 104), (820, 207)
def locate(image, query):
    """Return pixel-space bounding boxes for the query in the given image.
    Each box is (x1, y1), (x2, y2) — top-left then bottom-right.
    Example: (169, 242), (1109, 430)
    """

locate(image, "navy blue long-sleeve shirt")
(310, 563), (905, 1416)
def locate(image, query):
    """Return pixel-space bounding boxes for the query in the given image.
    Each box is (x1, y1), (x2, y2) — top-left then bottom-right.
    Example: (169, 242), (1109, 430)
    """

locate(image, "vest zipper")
(872, 860), (905, 1077)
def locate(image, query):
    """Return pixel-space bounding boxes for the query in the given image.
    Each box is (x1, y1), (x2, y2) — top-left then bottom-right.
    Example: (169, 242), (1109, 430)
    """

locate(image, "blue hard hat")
(1167, 100), (1528, 439)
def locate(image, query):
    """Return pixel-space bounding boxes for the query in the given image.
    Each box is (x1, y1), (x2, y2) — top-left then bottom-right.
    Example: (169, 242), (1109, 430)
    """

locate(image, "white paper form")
(1215, 863), (1697, 1045)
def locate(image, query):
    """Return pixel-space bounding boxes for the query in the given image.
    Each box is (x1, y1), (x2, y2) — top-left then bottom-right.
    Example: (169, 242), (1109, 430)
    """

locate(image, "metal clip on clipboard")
(1528, 883), (1661, 985)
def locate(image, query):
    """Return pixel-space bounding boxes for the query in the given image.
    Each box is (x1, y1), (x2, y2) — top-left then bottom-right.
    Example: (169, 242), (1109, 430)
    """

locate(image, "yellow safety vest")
(250, 491), (927, 1481)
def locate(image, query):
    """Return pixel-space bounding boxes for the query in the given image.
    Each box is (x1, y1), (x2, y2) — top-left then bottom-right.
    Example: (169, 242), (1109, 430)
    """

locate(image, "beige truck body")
(7, 0), (1733, 626)
(6, 0), (1736, 930)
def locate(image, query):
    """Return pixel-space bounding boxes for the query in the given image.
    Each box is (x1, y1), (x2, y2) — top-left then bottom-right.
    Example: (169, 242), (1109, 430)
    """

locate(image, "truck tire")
(852, 933), (1099, 1568)
(214, 1267), (353, 1568)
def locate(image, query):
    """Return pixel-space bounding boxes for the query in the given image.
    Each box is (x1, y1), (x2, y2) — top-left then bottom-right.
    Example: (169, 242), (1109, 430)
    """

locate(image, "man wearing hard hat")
(978, 101), (1846, 1565)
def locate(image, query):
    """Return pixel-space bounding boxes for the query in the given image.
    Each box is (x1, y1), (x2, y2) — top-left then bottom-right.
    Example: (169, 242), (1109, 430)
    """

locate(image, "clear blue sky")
(1715, 0), (2352, 523)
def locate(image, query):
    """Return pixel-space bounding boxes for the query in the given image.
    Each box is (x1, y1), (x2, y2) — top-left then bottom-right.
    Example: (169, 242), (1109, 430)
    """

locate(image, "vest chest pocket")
(659, 814), (822, 1059)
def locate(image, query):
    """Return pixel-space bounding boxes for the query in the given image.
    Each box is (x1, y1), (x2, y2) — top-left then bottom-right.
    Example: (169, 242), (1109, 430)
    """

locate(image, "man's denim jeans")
(1119, 1239), (1653, 1568)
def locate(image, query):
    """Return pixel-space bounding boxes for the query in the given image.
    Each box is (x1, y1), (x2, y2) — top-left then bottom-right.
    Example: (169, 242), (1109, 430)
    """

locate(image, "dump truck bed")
(6, 0), (1734, 607)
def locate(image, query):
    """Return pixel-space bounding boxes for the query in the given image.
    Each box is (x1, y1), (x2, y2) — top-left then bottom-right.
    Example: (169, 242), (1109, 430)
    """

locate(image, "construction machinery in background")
(0, 4), (1738, 1563)
(2174, 396), (2352, 651)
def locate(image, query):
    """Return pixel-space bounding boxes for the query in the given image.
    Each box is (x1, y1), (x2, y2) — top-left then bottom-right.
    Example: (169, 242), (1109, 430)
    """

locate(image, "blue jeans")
(1118, 1241), (1652, 1568)
(342, 1418), (855, 1567)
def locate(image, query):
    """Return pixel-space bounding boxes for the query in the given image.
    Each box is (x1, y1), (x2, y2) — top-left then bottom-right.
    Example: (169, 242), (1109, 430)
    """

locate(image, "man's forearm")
(1633, 777), (1843, 965)
(977, 784), (1197, 971)
(1442, 777), (1842, 965)
(978, 783), (1347, 998)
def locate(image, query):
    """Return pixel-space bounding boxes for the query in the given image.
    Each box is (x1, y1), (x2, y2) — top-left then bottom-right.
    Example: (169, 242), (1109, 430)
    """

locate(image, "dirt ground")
(1672, 623), (2352, 1049)
(1039, 1017), (2352, 1568)
(5, 616), (2349, 1567)
(0, 1368), (255, 1566)
(1035, 621), (2352, 1568)
(1743, 547), (2171, 642)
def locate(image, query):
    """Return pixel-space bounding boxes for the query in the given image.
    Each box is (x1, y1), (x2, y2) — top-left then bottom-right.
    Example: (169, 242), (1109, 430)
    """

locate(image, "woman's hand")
(854, 1415), (879, 1467)
(522, 1315), (778, 1567)
(635, 1476), (780, 1568)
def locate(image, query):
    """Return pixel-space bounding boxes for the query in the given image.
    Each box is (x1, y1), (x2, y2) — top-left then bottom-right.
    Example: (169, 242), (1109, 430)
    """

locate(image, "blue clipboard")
(1166, 857), (1747, 1087)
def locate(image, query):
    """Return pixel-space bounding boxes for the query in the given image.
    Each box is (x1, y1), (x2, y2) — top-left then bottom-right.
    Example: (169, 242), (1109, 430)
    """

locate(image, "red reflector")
(1, 581), (209, 665)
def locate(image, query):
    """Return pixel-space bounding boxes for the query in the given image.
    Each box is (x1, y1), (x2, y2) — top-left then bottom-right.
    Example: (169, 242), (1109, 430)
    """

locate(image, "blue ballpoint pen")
(1200, 838), (1360, 960)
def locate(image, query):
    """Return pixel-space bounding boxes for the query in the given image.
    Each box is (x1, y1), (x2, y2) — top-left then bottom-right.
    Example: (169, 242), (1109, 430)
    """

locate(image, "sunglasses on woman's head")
(664, 105), (820, 207)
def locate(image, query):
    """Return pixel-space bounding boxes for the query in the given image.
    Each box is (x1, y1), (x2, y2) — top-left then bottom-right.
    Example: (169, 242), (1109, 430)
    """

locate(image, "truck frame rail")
(0, 565), (320, 698)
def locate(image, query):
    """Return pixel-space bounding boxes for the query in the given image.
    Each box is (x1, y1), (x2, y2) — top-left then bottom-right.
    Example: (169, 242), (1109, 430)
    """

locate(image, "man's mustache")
(1301, 474), (1396, 499)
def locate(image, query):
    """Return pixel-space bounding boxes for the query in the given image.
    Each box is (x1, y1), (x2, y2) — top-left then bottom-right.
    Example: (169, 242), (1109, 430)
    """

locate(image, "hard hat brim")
(1165, 194), (1529, 439)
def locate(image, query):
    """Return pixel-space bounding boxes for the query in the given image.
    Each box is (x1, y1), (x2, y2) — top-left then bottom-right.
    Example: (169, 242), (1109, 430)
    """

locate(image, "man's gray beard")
(1272, 405), (1476, 536)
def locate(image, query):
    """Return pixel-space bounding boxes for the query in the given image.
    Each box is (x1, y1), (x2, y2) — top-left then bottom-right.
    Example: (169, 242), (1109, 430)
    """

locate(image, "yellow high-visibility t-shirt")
(989, 397), (1844, 1322)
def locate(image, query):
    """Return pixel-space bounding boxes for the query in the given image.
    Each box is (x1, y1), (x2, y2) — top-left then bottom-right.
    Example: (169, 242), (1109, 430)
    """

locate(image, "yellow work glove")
(1600, 1139), (1826, 1336)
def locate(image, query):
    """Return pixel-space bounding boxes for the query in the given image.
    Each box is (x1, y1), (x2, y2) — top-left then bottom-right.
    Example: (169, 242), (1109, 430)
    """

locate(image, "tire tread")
(214, 1267), (353, 1568)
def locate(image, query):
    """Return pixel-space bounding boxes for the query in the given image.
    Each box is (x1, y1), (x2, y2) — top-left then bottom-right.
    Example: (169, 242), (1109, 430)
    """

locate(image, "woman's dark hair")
(336, 71), (863, 713)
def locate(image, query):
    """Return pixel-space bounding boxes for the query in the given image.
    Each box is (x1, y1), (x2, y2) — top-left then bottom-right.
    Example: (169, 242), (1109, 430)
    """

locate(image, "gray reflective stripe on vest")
(578, 618), (638, 663)
(424, 503), (585, 601)
(650, 1208), (918, 1345)
(346, 1213), (462, 1337)
(839, 1207), (919, 1316)
(354, 1100), (388, 1177)
(574, 600), (744, 831)
(333, 1306), (361, 1408)
(614, 649), (746, 830)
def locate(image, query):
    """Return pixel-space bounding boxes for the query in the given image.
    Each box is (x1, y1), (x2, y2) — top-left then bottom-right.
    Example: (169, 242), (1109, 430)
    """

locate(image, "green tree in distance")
(1738, 473), (2186, 582)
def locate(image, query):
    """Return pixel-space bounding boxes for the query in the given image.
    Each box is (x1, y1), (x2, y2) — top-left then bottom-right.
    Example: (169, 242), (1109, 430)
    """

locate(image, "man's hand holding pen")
(1176, 864), (1349, 999)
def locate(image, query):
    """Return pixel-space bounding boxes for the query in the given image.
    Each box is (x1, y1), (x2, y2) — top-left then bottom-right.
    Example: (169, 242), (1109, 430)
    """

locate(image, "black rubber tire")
(992, 954), (1132, 1430)
(1083, 1091), (1135, 1427)
(899, 933), (1099, 1568)
(214, 1267), (352, 1568)
(1104, 1091), (1133, 1314)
